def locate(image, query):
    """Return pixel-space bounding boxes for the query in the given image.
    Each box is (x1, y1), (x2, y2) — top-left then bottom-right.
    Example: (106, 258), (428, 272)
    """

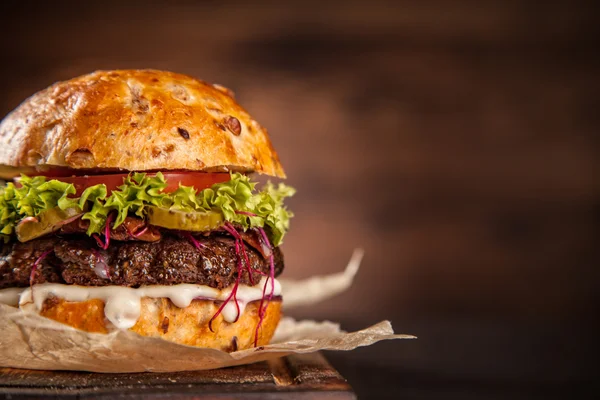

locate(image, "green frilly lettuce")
(0, 173), (295, 245)
(0, 177), (76, 239)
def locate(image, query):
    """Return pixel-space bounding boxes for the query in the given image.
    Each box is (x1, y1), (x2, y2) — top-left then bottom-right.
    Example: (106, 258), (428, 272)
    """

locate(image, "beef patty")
(0, 234), (284, 289)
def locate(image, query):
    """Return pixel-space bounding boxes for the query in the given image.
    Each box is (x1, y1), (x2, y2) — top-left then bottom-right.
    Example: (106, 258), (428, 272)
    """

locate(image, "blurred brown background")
(1, 1), (598, 398)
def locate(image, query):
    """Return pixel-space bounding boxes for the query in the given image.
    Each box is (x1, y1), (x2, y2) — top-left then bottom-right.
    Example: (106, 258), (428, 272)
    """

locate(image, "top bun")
(0, 70), (285, 179)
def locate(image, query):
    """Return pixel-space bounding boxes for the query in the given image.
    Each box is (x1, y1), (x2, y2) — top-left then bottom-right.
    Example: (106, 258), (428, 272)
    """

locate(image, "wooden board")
(0, 352), (354, 399)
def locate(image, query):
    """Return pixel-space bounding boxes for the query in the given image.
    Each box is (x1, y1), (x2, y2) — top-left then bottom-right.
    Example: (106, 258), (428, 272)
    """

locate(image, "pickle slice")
(146, 206), (223, 232)
(16, 207), (82, 242)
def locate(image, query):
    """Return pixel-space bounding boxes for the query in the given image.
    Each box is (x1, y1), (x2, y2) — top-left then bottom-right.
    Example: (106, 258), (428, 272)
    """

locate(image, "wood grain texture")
(0, 352), (355, 399)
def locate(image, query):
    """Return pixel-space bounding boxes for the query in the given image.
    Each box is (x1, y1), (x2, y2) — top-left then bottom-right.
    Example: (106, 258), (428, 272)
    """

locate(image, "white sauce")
(0, 277), (281, 330)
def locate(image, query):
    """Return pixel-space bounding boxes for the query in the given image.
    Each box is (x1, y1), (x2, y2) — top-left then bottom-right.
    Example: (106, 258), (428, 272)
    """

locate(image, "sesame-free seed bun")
(39, 296), (282, 351)
(0, 69), (285, 179)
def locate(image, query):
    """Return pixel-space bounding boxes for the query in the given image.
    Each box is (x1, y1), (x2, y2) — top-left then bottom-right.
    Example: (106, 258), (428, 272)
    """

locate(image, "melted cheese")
(0, 277), (281, 330)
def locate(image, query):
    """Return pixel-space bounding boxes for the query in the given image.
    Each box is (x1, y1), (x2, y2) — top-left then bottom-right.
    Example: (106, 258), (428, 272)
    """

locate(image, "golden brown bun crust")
(0, 69), (285, 179)
(40, 297), (281, 351)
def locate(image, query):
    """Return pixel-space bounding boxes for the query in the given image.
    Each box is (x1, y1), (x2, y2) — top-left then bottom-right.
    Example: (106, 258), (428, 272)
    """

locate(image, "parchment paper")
(0, 249), (415, 372)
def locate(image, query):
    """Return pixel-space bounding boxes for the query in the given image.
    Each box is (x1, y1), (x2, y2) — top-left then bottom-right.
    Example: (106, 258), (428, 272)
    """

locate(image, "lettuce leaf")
(0, 173), (294, 245)
(195, 174), (295, 245)
(0, 177), (76, 241)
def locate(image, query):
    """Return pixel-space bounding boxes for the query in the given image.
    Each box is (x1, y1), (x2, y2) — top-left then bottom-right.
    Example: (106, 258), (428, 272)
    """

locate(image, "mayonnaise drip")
(0, 277), (281, 330)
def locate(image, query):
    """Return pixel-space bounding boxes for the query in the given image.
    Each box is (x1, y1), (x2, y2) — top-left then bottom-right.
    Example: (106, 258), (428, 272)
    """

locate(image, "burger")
(0, 70), (294, 352)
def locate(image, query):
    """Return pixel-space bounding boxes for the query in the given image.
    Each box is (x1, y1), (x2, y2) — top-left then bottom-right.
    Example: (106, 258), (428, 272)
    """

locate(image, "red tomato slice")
(158, 173), (231, 193)
(16, 172), (231, 197)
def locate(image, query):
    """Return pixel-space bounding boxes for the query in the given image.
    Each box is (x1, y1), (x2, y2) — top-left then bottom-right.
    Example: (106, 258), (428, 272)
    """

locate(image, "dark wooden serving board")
(0, 352), (354, 399)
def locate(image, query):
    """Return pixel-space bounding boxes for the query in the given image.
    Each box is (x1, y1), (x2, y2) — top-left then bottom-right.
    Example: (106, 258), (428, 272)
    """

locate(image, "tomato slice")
(158, 173), (231, 193)
(16, 172), (231, 197)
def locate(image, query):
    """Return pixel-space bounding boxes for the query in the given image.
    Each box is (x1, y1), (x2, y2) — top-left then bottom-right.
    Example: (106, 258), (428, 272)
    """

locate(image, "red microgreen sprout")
(209, 222), (263, 333)
(223, 222), (257, 284)
(93, 234), (104, 247)
(254, 226), (276, 347)
(93, 212), (114, 250)
(234, 211), (272, 259)
(133, 226), (149, 238)
(29, 250), (52, 286)
(207, 220), (277, 347)
(257, 227), (276, 298)
(208, 223), (250, 331)
(181, 231), (205, 250)
(208, 277), (241, 332)
(255, 273), (270, 346)
(125, 224), (149, 239)
(233, 213), (268, 277)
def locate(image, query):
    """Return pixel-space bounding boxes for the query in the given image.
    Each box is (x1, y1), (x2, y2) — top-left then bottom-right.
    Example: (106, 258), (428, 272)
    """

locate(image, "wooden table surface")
(0, 352), (354, 399)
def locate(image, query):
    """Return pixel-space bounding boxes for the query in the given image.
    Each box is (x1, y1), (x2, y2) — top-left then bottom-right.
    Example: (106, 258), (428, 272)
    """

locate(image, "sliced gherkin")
(146, 206), (224, 232)
(16, 207), (82, 242)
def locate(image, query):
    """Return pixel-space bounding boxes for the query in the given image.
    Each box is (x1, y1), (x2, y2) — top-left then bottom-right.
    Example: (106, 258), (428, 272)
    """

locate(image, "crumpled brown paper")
(0, 249), (414, 372)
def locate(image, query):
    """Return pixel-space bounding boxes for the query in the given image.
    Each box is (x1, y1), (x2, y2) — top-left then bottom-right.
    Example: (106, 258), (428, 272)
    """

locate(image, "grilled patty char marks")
(0, 234), (283, 289)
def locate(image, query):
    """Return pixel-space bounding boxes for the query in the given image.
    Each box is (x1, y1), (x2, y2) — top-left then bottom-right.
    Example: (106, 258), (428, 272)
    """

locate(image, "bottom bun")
(40, 297), (282, 351)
